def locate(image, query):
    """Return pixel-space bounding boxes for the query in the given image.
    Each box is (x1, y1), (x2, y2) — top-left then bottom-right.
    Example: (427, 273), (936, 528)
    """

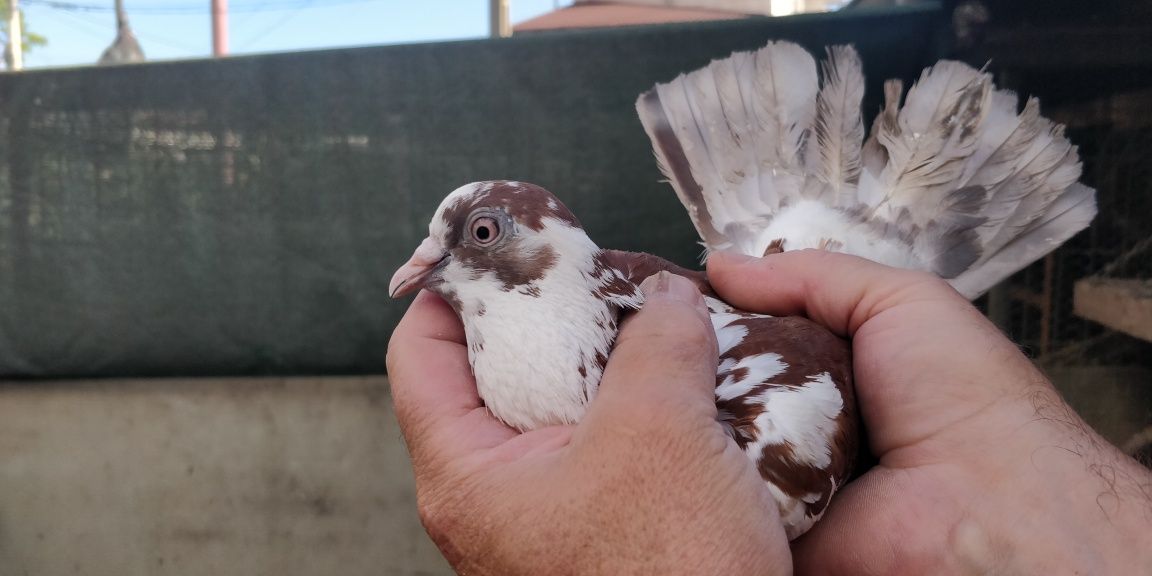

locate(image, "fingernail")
(640, 271), (702, 305)
(638, 271), (664, 297)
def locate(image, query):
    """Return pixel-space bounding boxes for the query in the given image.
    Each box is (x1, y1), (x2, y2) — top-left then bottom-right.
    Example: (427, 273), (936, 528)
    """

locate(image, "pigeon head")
(389, 180), (593, 306)
(389, 180), (644, 431)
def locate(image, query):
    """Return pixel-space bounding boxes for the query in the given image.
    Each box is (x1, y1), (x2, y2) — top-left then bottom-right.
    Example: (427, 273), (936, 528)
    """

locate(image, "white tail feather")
(639, 41), (817, 255)
(864, 61), (991, 226)
(952, 183), (1097, 298)
(637, 41), (1095, 298)
(806, 45), (865, 207)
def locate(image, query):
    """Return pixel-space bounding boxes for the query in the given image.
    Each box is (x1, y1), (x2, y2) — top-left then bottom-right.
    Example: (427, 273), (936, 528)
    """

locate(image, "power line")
(23, 0), (385, 15)
(47, 4), (204, 52)
(232, 0), (273, 29)
(38, 6), (110, 40)
(237, 0), (312, 49)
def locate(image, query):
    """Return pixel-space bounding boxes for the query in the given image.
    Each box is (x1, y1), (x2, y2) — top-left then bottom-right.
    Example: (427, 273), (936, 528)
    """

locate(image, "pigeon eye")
(469, 216), (501, 246)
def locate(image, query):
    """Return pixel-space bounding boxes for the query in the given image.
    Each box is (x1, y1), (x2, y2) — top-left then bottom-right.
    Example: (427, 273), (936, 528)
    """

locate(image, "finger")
(707, 250), (961, 337)
(588, 272), (720, 427)
(387, 290), (475, 417)
(387, 291), (517, 461)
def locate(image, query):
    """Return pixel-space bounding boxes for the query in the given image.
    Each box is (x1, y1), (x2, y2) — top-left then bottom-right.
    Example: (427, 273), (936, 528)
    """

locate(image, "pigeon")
(389, 41), (1096, 540)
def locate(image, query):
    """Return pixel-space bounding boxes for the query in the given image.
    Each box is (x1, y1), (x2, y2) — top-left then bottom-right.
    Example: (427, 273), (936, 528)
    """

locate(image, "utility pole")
(489, 0), (510, 38)
(212, 0), (228, 56)
(6, 0), (23, 70)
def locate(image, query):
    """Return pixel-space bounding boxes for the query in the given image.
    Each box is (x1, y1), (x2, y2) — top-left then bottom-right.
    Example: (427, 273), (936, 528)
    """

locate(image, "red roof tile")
(514, 2), (749, 32)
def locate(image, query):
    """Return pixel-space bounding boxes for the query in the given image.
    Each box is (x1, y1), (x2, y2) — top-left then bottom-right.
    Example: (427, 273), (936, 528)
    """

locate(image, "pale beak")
(389, 237), (449, 298)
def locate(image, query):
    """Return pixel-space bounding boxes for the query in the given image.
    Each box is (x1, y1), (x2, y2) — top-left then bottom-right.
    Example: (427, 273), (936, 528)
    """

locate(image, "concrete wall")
(1, 369), (1144, 576)
(0, 377), (452, 576)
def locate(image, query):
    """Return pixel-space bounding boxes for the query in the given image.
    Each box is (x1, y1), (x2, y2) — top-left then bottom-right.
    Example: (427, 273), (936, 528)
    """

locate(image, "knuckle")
(413, 469), (495, 565)
(615, 320), (715, 369)
(414, 474), (470, 545)
(613, 310), (717, 384)
(417, 499), (458, 553)
(416, 489), (452, 538)
(385, 337), (406, 379)
(624, 303), (712, 346)
(662, 329), (717, 364)
(898, 271), (964, 302)
(906, 270), (949, 290)
(593, 407), (718, 467)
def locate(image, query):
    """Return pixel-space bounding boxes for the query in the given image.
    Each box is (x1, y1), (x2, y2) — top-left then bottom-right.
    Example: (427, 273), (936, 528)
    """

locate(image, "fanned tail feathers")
(637, 41), (818, 256)
(637, 41), (1096, 299)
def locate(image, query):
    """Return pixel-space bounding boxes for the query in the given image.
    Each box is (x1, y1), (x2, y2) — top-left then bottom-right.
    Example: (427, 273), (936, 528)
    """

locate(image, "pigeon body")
(390, 41), (1095, 539)
(391, 180), (857, 538)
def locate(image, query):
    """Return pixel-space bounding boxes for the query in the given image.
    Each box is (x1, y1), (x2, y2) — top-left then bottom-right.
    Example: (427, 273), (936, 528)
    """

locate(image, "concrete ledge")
(1074, 277), (1152, 343)
(2, 371), (1146, 574)
(0, 377), (451, 576)
(1045, 366), (1152, 447)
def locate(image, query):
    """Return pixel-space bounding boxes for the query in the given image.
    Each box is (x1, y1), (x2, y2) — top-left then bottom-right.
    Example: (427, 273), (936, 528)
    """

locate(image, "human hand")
(708, 250), (1152, 575)
(386, 271), (793, 576)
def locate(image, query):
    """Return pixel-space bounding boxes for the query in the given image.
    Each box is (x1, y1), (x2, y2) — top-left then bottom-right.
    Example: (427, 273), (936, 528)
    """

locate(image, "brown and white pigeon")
(389, 41), (1096, 540)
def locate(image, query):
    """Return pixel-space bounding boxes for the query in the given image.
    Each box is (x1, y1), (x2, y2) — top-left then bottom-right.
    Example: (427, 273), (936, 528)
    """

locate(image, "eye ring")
(469, 215), (502, 246)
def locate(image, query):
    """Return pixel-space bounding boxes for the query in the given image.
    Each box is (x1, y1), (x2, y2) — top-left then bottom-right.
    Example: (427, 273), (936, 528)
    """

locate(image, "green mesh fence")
(0, 6), (943, 378)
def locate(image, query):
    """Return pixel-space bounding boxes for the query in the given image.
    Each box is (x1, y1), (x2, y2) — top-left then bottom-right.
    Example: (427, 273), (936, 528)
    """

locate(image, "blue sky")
(21, 0), (572, 69)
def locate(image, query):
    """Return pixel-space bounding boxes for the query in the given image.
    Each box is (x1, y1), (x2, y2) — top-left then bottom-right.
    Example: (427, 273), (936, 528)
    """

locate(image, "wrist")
(949, 385), (1152, 574)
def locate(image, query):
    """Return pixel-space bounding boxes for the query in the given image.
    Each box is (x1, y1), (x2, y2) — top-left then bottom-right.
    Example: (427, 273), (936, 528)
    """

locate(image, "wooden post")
(1040, 253), (1054, 356)
(7, 0), (23, 70)
(212, 0), (228, 56)
(490, 0), (510, 38)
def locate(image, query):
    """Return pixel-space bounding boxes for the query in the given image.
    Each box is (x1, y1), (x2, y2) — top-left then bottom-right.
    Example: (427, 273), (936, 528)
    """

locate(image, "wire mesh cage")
(994, 125), (1152, 368)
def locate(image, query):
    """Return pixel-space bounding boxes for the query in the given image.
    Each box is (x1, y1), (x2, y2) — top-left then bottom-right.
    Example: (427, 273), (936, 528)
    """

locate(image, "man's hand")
(387, 271), (792, 576)
(709, 250), (1152, 575)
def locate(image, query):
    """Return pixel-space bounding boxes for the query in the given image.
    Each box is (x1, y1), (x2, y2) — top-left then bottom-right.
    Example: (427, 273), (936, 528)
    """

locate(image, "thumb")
(707, 249), (962, 337)
(587, 271), (720, 427)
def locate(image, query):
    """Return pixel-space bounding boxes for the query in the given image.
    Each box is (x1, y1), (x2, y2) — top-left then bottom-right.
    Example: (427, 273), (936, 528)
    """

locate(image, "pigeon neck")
(594, 250), (715, 299)
(453, 251), (636, 431)
(454, 249), (714, 431)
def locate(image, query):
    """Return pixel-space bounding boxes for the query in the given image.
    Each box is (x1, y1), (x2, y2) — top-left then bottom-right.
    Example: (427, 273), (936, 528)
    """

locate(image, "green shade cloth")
(0, 6), (942, 377)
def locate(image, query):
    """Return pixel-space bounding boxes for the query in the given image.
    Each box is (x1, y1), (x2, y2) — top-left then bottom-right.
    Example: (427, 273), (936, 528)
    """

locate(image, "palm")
(785, 281), (1045, 574)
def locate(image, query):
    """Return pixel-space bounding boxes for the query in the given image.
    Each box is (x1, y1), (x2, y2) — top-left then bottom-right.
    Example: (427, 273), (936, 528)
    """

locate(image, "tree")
(2, 0), (48, 70)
